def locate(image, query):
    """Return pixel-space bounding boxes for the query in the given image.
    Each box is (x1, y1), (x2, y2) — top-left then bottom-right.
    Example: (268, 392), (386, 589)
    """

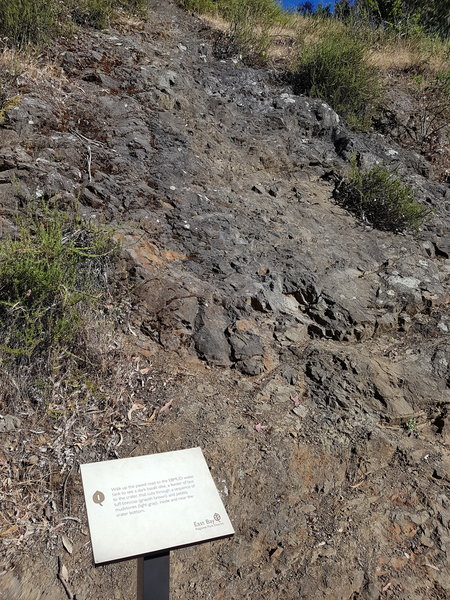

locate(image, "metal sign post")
(137, 551), (170, 600)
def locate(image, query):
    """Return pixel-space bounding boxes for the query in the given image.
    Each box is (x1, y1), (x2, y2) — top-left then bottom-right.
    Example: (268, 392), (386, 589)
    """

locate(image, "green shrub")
(0, 0), (60, 45)
(292, 29), (380, 129)
(334, 162), (430, 232)
(0, 202), (119, 362)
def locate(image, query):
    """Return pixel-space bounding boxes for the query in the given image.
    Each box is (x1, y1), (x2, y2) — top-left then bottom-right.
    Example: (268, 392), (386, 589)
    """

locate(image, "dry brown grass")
(200, 13), (296, 63)
(369, 40), (448, 75)
(113, 10), (146, 31)
(200, 13), (230, 33)
(199, 11), (449, 76)
(0, 48), (67, 84)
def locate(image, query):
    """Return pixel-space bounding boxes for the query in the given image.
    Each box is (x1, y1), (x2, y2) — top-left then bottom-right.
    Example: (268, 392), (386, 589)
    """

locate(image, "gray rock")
(0, 415), (21, 433)
(292, 405), (308, 418)
(228, 330), (263, 361)
(193, 305), (230, 366)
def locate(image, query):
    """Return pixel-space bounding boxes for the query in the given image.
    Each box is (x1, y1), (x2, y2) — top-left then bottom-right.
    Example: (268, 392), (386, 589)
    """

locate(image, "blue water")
(281, 0), (337, 11)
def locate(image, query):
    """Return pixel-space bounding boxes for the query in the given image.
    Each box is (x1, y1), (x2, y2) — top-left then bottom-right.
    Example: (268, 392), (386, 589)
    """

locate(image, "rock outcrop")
(0, 1), (448, 599)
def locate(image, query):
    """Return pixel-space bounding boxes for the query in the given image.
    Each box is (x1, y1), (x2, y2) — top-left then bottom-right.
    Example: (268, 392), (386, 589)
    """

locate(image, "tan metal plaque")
(80, 447), (234, 564)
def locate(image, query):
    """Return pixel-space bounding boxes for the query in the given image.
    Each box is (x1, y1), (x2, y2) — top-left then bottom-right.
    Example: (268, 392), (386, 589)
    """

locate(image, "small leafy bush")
(71, 0), (148, 29)
(407, 71), (450, 156)
(334, 162), (430, 232)
(0, 95), (21, 123)
(292, 29), (380, 129)
(0, 202), (119, 362)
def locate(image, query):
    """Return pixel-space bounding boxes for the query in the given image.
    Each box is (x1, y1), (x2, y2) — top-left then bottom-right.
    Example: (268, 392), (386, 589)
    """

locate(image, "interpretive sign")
(80, 447), (234, 564)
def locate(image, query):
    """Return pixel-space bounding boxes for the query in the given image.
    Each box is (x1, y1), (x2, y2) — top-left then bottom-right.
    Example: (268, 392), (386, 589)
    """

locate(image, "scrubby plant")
(218, 0), (282, 62)
(228, 0), (284, 62)
(334, 161), (431, 232)
(406, 71), (450, 157)
(0, 0), (149, 44)
(335, 0), (450, 39)
(0, 201), (119, 363)
(0, 0), (60, 46)
(71, 0), (148, 29)
(405, 417), (418, 435)
(292, 29), (380, 128)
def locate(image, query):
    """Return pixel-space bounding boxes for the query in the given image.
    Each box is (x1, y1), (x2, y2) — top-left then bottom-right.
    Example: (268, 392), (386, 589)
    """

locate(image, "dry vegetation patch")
(191, 4), (449, 175)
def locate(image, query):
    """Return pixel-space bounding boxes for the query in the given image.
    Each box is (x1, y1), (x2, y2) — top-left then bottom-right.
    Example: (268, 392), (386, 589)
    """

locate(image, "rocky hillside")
(1, 1), (449, 599)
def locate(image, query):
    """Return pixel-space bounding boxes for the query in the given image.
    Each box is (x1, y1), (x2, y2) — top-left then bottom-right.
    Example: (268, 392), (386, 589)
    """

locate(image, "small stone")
(270, 546), (284, 561)
(239, 358), (264, 376)
(234, 319), (253, 332)
(319, 546), (337, 558)
(398, 313), (411, 332)
(420, 533), (434, 548)
(388, 276), (421, 289)
(410, 512), (430, 526)
(0, 415), (21, 433)
(280, 93), (296, 104)
(292, 405), (308, 419)
(300, 504), (316, 514)
(81, 187), (103, 208)
(251, 184), (265, 194)
(422, 241), (435, 257)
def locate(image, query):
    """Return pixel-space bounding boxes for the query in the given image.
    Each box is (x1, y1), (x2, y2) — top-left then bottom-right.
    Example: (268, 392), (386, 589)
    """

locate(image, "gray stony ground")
(0, 1), (449, 599)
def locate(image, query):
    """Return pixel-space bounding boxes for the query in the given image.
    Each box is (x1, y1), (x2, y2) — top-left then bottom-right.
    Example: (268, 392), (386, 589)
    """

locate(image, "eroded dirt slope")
(1, 1), (449, 599)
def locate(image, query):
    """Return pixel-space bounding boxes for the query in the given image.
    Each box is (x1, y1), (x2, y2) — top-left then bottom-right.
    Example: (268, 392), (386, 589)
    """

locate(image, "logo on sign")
(194, 513), (224, 530)
(93, 490), (106, 506)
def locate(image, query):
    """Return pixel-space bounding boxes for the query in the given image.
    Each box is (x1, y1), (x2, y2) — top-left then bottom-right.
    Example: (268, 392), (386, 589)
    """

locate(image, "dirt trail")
(0, 1), (449, 599)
